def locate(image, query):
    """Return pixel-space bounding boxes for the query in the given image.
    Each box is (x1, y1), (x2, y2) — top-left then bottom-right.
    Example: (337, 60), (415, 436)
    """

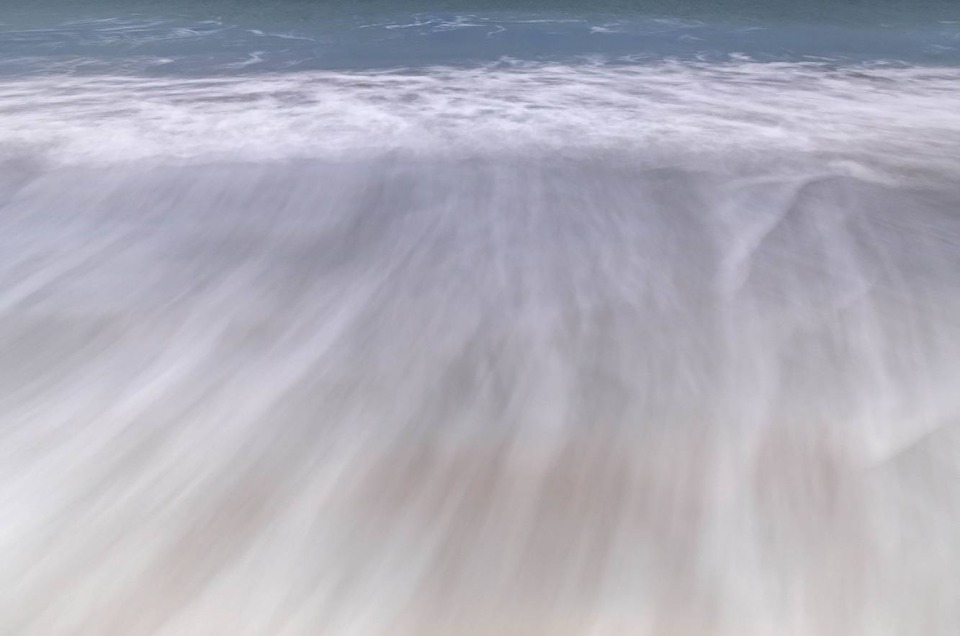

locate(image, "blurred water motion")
(3, 6), (960, 636)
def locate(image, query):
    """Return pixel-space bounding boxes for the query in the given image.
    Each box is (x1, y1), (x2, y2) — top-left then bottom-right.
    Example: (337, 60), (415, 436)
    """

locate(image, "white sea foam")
(0, 63), (957, 175)
(2, 61), (960, 635)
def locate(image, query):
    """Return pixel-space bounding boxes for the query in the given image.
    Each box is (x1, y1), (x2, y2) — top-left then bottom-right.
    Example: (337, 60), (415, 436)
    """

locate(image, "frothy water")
(3, 5), (960, 636)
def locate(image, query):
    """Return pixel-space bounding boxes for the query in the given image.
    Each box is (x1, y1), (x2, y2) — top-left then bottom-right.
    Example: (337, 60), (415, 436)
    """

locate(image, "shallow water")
(2, 2), (960, 635)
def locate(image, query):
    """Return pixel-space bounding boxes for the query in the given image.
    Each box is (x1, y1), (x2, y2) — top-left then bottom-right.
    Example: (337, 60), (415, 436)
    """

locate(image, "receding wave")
(3, 61), (960, 635)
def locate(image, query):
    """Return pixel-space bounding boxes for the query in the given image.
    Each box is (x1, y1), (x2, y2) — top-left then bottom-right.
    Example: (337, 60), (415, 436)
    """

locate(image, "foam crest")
(0, 63), (959, 174)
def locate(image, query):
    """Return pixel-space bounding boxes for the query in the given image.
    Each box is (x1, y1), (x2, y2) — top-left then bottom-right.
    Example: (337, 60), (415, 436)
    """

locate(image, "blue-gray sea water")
(2, 1), (960, 634)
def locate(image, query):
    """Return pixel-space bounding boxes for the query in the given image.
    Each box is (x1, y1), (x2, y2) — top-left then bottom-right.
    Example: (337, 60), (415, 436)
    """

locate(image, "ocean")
(2, 1), (960, 634)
